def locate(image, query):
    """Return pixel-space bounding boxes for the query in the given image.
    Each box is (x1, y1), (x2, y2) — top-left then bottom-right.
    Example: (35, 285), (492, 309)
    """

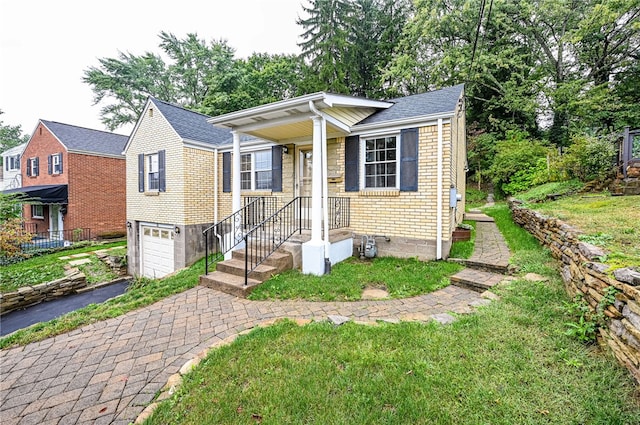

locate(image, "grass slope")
(145, 203), (640, 425)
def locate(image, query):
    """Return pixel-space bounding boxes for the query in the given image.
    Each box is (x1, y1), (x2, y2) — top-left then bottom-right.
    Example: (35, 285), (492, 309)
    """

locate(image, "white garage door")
(141, 226), (175, 278)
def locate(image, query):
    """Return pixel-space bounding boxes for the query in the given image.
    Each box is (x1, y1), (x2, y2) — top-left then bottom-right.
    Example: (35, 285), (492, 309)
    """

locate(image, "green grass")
(514, 180), (584, 203)
(465, 187), (489, 210)
(248, 256), (462, 301)
(448, 220), (476, 259)
(525, 193), (640, 269)
(145, 206), (640, 424)
(1, 241), (126, 292)
(0, 258), (205, 349)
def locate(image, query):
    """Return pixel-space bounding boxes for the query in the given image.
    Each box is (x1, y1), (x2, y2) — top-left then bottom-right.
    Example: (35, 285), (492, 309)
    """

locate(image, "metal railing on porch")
(203, 196), (351, 283)
(203, 196), (278, 274)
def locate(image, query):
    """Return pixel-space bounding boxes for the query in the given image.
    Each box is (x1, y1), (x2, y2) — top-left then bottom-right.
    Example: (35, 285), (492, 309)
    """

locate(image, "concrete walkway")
(0, 214), (511, 425)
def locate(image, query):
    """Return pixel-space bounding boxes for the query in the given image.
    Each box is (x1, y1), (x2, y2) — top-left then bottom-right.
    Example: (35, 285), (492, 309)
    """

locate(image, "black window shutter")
(34, 157), (39, 176)
(158, 150), (166, 192)
(344, 135), (359, 192)
(48, 154), (52, 175)
(138, 153), (145, 192)
(400, 128), (419, 191)
(59, 154), (63, 174)
(16, 155), (20, 170)
(271, 146), (283, 192)
(223, 152), (231, 193)
(26, 159), (31, 176)
(4, 159), (7, 171)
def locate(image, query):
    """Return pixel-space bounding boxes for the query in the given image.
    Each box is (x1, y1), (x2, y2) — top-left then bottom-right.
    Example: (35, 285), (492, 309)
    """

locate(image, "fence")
(21, 228), (92, 252)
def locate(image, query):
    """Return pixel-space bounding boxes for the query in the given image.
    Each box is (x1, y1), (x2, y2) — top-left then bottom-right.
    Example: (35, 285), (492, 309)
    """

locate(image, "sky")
(0, 0), (306, 137)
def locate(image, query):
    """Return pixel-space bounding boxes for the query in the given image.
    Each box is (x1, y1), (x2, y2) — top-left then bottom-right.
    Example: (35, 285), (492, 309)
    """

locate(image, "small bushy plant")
(561, 134), (617, 182)
(488, 130), (552, 196)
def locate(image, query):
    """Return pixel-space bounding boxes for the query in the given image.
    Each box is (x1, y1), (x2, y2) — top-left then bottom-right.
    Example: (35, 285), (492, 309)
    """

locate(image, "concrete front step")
(450, 268), (505, 293)
(199, 271), (262, 298)
(200, 248), (294, 298)
(216, 258), (278, 282)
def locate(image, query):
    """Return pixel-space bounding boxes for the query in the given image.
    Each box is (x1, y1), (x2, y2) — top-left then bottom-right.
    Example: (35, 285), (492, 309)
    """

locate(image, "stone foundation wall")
(0, 271), (87, 316)
(509, 199), (640, 383)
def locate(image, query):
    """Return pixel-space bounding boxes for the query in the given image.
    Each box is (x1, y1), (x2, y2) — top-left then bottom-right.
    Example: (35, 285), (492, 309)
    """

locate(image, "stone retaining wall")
(0, 271), (87, 316)
(509, 199), (640, 383)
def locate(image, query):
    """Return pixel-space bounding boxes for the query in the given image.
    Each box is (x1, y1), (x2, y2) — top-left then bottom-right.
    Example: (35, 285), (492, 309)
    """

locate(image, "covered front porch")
(205, 93), (391, 280)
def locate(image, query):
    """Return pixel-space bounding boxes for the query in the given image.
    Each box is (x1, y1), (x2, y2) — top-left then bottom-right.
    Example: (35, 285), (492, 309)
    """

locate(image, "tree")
(298, 0), (355, 94)
(0, 110), (29, 154)
(0, 194), (32, 260)
(83, 51), (175, 130)
(297, 0), (411, 97)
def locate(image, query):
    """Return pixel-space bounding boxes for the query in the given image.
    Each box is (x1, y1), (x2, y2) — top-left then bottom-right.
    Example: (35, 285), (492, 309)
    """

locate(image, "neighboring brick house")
(4, 120), (128, 240)
(126, 85), (466, 278)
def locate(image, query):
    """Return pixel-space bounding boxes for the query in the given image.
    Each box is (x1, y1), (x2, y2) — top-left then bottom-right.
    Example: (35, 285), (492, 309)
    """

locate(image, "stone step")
(199, 271), (262, 298)
(216, 258), (278, 282)
(463, 212), (494, 222)
(450, 268), (505, 293)
(448, 258), (510, 275)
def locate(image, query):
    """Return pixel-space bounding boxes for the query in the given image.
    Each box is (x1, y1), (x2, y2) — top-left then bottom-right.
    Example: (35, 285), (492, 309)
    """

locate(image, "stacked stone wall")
(0, 271), (86, 316)
(509, 199), (640, 383)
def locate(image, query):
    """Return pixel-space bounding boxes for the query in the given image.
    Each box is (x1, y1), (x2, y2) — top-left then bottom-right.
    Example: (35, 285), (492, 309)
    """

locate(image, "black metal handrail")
(242, 196), (351, 285)
(203, 196), (278, 274)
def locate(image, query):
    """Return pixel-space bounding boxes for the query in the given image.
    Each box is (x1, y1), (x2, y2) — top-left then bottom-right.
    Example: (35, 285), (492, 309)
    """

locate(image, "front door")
(299, 147), (313, 197)
(298, 147), (313, 224)
(50, 205), (63, 240)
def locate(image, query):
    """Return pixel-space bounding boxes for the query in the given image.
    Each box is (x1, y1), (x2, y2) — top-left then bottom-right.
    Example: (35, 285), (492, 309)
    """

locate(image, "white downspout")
(309, 101), (330, 266)
(214, 148), (218, 224)
(436, 119), (443, 259)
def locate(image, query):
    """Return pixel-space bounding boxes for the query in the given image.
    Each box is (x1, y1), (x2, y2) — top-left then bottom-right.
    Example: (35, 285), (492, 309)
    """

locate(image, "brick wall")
(21, 123), (69, 187)
(126, 107), (186, 225)
(67, 153), (126, 236)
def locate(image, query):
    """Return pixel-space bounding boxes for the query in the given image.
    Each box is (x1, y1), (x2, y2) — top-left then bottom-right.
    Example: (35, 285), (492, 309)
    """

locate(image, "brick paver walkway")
(1, 285), (485, 425)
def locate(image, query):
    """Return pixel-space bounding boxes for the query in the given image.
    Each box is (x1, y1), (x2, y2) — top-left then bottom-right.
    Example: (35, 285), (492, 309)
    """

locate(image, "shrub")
(489, 130), (552, 196)
(561, 134), (617, 182)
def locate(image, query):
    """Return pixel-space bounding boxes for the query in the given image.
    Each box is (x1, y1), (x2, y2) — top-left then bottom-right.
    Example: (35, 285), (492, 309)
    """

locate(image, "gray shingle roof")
(41, 120), (128, 156)
(357, 84), (464, 125)
(150, 98), (234, 146)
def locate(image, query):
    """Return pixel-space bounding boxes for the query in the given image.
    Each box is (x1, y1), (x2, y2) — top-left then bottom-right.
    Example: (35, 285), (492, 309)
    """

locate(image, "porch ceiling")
(208, 92), (392, 142)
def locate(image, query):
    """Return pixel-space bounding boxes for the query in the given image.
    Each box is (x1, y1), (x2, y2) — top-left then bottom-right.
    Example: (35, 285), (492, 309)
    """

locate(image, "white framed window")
(27, 157), (39, 177)
(240, 150), (272, 191)
(7, 154), (20, 171)
(51, 153), (62, 174)
(31, 204), (44, 219)
(147, 153), (159, 191)
(362, 135), (399, 189)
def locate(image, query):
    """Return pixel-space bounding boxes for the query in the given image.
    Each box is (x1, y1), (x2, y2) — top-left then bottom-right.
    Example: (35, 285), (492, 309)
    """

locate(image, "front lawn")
(145, 204), (640, 425)
(1, 241), (126, 292)
(249, 256), (462, 301)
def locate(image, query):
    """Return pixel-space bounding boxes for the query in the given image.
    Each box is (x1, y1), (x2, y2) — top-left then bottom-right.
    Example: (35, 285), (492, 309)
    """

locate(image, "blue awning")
(2, 184), (68, 204)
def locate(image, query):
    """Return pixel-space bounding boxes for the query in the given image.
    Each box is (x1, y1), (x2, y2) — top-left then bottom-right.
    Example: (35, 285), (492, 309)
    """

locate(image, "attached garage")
(141, 225), (175, 278)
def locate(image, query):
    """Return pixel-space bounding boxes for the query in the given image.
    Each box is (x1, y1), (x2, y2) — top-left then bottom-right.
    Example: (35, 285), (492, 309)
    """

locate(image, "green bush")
(561, 134), (617, 182)
(489, 130), (552, 196)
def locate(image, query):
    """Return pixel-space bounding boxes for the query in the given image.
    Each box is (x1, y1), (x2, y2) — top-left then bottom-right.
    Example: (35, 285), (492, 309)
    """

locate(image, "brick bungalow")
(4, 120), (128, 241)
(125, 85), (466, 280)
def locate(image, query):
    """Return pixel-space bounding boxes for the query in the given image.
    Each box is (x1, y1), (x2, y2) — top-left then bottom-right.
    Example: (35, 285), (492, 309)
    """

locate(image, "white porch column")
(231, 131), (244, 252)
(302, 114), (327, 275)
